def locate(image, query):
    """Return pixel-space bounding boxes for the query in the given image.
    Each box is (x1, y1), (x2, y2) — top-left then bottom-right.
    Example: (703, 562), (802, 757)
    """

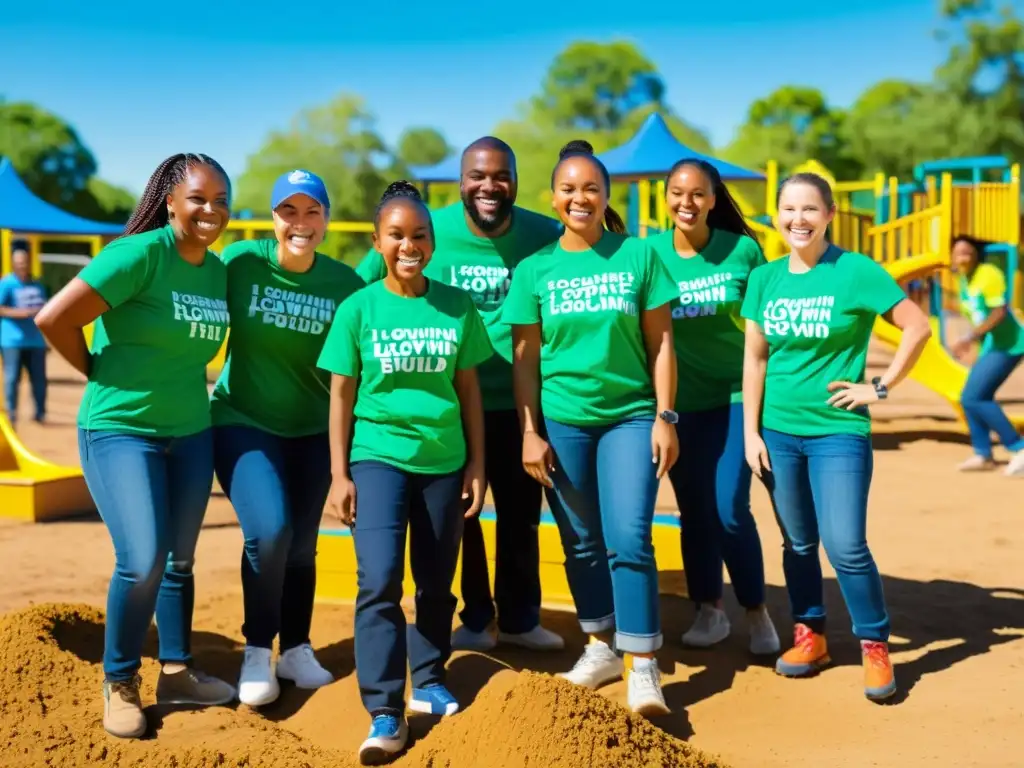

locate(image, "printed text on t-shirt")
(546, 272), (638, 317)
(673, 273), (731, 319)
(371, 327), (457, 374)
(448, 265), (510, 307)
(172, 291), (228, 341)
(248, 285), (337, 335)
(762, 296), (834, 338)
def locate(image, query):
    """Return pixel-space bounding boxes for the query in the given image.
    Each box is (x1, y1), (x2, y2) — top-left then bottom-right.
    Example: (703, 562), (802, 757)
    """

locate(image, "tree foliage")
(395, 127), (451, 170)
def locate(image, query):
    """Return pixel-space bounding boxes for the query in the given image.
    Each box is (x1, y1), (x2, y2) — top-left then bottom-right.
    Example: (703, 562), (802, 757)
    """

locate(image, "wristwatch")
(658, 409), (679, 424)
(871, 377), (888, 400)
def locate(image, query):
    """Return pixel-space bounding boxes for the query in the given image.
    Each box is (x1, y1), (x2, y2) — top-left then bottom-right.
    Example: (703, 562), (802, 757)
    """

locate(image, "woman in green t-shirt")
(503, 140), (679, 718)
(35, 154), (237, 739)
(740, 172), (932, 702)
(652, 158), (780, 657)
(946, 234), (1024, 475)
(210, 170), (366, 707)
(317, 181), (492, 764)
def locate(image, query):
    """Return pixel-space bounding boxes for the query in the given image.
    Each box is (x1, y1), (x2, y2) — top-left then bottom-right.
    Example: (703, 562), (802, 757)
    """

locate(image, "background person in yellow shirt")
(948, 235), (1024, 476)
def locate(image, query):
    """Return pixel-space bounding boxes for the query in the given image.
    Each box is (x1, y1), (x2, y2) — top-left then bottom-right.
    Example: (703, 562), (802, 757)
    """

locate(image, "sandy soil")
(1, 345), (1023, 768)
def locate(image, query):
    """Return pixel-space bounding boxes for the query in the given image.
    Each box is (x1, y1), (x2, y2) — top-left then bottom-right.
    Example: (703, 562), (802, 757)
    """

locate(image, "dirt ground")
(1, 344), (1023, 768)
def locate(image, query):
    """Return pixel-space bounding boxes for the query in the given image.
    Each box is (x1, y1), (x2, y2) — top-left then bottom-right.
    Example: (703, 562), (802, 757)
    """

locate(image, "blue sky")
(3, 0), (1011, 194)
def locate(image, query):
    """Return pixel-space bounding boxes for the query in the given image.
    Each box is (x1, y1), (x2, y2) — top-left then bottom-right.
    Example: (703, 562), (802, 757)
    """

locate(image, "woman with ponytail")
(502, 140), (679, 716)
(35, 154), (237, 738)
(652, 158), (780, 656)
(318, 181), (491, 764)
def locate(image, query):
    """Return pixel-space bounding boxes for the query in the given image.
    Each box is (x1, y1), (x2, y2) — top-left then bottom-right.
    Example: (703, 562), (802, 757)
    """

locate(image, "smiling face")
(777, 181), (835, 251)
(951, 239), (981, 274)
(551, 157), (606, 238)
(373, 199), (434, 280)
(460, 148), (516, 233)
(273, 193), (328, 261)
(166, 164), (231, 248)
(666, 164), (715, 235)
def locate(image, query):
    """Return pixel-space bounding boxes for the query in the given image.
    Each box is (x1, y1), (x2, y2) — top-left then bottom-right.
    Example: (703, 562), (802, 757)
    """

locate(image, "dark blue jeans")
(78, 428), (214, 682)
(960, 349), (1024, 458)
(458, 409), (542, 634)
(213, 426), (331, 650)
(2, 346), (46, 421)
(351, 460), (464, 715)
(544, 415), (662, 653)
(668, 403), (766, 609)
(761, 429), (889, 642)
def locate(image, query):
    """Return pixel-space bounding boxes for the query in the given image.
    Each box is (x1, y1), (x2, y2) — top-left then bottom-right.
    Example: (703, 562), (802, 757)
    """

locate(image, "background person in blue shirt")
(0, 245), (49, 425)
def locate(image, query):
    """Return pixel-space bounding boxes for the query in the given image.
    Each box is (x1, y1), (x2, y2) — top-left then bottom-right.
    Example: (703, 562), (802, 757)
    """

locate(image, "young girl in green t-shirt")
(317, 181), (492, 765)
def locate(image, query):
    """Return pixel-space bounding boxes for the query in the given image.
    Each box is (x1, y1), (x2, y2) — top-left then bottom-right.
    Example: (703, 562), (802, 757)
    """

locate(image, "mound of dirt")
(406, 670), (730, 768)
(0, 603), (730, 768)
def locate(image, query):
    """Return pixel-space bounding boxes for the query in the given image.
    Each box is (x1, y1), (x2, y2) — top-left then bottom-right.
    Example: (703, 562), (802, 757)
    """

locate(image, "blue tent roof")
(409, 156), (462, 184)
(0, 158), (124, 235)
(597, 113), (764, 181)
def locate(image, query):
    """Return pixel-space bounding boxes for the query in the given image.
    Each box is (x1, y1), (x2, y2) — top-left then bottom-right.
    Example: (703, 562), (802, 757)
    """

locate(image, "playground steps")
(314, 509), (687, 609)
(0, 416), (94, 522)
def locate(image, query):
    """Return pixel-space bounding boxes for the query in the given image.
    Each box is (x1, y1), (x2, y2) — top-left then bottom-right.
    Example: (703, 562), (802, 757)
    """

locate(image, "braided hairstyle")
(120, 153), (230, 238)
(551, 139), (626, 235)
(666, 158), (757, 240)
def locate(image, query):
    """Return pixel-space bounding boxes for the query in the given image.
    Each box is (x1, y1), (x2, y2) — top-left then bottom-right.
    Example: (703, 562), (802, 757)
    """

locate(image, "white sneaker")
(747, 606), (781, 656)
(276, 644), (335, 689)
(559, 640), (624, 689)
(238, 646), (280, 706)
(1004, 450), (1024, 477)
(498, 625), (565, 651)
(451, 625), (497, 652)
(627, 661), (670, 717)
(681, 605), (731, 647)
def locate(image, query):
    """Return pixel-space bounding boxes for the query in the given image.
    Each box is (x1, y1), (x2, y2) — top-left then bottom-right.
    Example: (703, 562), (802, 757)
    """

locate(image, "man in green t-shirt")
(355, 137), (565, 653)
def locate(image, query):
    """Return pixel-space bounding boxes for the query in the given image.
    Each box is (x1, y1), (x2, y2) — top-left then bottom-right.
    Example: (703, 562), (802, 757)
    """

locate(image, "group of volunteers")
(34, 132), (941, 766)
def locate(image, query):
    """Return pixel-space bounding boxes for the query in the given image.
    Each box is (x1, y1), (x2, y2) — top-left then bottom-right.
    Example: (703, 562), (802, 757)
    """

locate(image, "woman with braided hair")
(36, 153), (237, 738)
(317, 180), (491, 764)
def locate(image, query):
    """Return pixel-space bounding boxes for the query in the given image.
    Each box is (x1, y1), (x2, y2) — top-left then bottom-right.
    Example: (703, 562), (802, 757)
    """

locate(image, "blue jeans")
(2, 346), (46, 421)
(351, 460), (464, 715)
(761, 429), (889, 642)
(78, 428), (215, 681)
(544, 416), (662, 653)
(213, 426), (331, 650)
(960, 349), (1024, 457)
(668, 403), (766, 609)
(458, 409), (542, 634)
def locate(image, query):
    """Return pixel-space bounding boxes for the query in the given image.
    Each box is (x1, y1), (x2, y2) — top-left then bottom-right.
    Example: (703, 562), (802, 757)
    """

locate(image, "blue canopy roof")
(0, 158), (124, 235)
(597, 113), (764, 181)
(409, 155), (462, 184)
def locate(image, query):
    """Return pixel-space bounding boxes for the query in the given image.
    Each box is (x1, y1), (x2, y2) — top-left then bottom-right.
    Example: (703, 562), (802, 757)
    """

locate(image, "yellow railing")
(949, 166), (1021, 244)
(867, 205), (945, 265)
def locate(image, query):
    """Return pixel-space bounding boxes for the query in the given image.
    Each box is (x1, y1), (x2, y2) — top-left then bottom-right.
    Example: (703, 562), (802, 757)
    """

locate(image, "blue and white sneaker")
(358, 713), (408, 765)
(408, 684), (460, 716)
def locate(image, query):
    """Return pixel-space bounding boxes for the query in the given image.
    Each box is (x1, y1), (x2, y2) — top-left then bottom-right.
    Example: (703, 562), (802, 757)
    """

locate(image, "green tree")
(395, 126), (451, 169)
(493, 40), (711, 215)
(0, 101), (98, 207)
(721, 86), (856, 178)
(232, 93), (391, 263)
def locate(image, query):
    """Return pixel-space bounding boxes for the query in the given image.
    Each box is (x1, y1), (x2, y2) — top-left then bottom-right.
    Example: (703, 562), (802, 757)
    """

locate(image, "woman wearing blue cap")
(211, 169), (365, 706)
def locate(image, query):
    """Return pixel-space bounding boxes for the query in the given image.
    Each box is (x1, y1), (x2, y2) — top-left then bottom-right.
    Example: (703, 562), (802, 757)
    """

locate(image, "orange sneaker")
(774, 623), (830, 677)
(861, 640), (897, 701)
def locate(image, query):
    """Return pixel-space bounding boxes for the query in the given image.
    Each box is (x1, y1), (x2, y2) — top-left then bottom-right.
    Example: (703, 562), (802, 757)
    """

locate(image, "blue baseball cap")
(271, 169), (331, 211)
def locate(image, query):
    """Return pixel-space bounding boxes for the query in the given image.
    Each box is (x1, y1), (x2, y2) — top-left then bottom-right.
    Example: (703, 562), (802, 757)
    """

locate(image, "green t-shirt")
(651, 228), (766, 412)
(501, 231), (678, 427)
(355, 203), (562, 411)
(957, 262), (1024, 355)
(210, 239), (366, 437)
(78, 224), (229, 437)
(740, 247), (907, 437)
(316, 280), (493, 475)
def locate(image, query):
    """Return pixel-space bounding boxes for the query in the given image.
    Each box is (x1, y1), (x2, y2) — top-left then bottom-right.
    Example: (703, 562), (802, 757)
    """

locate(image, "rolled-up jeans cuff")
(578, 613), (615, 635)
(616, 630), (663, 654)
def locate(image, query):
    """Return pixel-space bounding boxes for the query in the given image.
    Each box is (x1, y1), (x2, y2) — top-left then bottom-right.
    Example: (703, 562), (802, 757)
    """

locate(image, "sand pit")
(1, 350), (1024, 767)
(0, 603), (726, 768)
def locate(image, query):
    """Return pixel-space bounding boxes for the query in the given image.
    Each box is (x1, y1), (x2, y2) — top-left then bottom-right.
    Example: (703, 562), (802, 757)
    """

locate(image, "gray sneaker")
(103, 676), (147, 739)
(156, 667), (236, 706)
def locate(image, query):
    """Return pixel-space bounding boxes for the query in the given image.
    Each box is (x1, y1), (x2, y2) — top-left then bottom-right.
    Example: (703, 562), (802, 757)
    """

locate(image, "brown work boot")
(774, 622), (830, 677)
(156, 666), (236, 706)
(103, 676), (147, 739)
